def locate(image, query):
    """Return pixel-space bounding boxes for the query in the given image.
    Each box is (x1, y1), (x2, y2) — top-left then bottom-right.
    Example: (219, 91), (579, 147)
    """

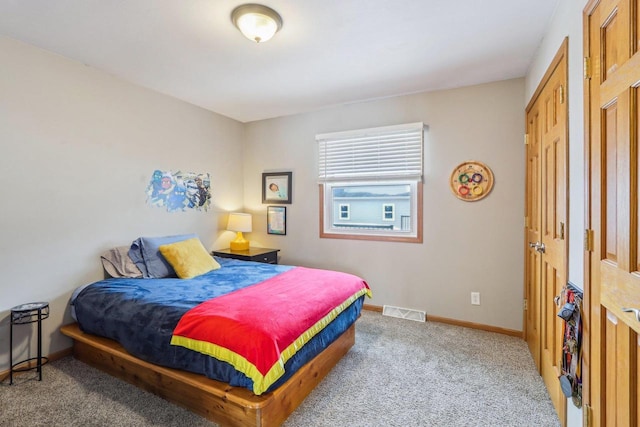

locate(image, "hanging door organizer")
(557, 283), (583, 408)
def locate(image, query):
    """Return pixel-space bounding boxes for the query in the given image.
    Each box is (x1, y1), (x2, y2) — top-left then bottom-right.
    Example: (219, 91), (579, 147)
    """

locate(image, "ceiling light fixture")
(231, 4), (283, 43)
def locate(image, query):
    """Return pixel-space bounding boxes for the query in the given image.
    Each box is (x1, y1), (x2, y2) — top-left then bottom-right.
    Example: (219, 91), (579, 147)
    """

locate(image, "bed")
(61, 245), (370, 427)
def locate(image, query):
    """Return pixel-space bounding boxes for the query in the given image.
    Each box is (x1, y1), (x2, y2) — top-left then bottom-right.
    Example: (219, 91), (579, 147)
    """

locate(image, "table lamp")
(227, 212), (252, 251)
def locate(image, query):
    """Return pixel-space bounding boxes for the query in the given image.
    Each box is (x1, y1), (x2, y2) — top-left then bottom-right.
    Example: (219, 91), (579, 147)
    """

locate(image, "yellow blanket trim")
(170, 287), (371, 395)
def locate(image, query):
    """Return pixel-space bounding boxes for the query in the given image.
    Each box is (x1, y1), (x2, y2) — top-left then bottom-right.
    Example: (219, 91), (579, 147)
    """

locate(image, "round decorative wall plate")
(450, 160), (494, 202)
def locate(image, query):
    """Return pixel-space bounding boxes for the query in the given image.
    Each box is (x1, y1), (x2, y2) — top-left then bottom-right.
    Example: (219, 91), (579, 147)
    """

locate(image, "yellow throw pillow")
(159, 238), (220, 279)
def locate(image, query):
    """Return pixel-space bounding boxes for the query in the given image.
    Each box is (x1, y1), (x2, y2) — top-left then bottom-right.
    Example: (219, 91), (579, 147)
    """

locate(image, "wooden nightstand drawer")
(212, 247), (280, 264)
(255, 251), (278, 264)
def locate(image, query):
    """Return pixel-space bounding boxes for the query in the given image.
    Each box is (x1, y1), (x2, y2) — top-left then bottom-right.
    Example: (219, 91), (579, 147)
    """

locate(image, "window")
(317, 122), (424, 243)
(382, 204), (395, 221)
(339, 204), (350, 220)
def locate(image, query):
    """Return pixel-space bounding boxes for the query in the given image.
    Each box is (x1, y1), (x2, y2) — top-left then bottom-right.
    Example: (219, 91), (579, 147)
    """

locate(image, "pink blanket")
(171, 266), (371, 394)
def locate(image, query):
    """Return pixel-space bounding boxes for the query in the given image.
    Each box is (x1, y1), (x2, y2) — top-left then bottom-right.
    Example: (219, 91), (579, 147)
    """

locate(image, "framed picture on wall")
(267, 206), (287, 235)
(262, 172), (292, 204)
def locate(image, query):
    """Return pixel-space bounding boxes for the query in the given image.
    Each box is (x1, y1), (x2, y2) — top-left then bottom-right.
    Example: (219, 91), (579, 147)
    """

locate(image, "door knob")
(529, 242), (538, 248)
(536, 243), (546, 253)
(622, 307), (640, 322)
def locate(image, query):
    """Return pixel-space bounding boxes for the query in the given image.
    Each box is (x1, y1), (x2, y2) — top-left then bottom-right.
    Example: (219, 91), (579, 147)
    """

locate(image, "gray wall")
(0, 37), (245, 370)
(243, 78), (526, 331)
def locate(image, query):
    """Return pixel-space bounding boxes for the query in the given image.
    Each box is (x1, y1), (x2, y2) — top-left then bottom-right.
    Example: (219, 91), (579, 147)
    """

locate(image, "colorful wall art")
(146, 170), (211, 212)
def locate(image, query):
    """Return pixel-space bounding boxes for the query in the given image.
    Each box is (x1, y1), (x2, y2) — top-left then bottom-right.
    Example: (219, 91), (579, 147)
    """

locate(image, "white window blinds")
(317, 122), (424, 181)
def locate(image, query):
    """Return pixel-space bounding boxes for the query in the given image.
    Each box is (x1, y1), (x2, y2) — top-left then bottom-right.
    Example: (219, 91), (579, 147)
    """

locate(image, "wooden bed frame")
(60, 322), (355, 427)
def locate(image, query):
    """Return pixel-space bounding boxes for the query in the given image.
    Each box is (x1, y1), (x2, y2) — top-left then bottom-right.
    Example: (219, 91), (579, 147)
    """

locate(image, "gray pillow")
(101, 246), (143, 278)
(129, 234), (197, 278)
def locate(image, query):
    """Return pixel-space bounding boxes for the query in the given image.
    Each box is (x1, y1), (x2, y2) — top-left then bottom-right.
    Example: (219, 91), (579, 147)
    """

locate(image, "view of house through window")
(322, 180), (420, 241)
(317, 122), (424, 243)
(331, 184), (408, 230)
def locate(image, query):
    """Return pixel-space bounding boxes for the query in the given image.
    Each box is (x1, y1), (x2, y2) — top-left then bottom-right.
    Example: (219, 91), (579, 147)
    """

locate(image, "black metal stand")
(9, 302), (50, 385)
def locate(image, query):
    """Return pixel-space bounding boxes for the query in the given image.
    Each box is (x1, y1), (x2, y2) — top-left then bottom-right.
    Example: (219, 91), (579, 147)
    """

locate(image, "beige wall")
(0, 36), (245, 371)
(243, 78), (526, 331)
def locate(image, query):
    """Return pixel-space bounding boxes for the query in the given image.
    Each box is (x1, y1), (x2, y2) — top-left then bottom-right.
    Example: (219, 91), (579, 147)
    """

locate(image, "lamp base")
(230, 232), (249, 251)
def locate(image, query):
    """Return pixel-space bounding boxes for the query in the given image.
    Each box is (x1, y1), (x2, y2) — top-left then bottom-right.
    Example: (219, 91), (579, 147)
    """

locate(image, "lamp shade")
(227, 213), (252, 232)
(231, 4), (283, 43)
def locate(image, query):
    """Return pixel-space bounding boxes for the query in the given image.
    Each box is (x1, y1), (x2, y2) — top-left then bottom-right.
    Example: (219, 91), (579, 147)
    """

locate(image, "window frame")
(319, 181), (423, 243)
(317, 122), (424, 243)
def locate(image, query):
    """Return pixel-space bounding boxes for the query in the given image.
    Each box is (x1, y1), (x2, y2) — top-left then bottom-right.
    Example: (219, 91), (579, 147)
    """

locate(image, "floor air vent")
(382, 305), (426, 322)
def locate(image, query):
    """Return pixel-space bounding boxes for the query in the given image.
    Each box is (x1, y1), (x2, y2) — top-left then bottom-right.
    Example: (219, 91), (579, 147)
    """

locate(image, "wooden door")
(526, 102), (542, 371)
(525, 39), (568, 425)
(585, 0), (640, 425)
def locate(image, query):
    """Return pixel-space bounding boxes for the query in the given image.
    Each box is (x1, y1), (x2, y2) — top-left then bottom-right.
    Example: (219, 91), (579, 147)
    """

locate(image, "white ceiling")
(0, 0), (559, 123)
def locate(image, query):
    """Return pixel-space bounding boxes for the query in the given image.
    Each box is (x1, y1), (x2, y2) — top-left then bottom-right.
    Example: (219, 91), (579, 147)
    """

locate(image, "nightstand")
(212, 247), (280, 264)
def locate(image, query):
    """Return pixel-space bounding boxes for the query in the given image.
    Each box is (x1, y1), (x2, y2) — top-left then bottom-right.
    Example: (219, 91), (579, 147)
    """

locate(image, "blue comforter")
(72, 257), (364, 392)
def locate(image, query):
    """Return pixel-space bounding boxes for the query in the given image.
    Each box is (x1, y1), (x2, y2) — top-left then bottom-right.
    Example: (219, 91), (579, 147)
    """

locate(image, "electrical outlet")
(471, 292), (481, 305)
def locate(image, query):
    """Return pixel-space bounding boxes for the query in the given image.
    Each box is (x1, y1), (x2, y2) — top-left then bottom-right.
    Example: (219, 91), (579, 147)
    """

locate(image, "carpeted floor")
(0, 311), (560, 426)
